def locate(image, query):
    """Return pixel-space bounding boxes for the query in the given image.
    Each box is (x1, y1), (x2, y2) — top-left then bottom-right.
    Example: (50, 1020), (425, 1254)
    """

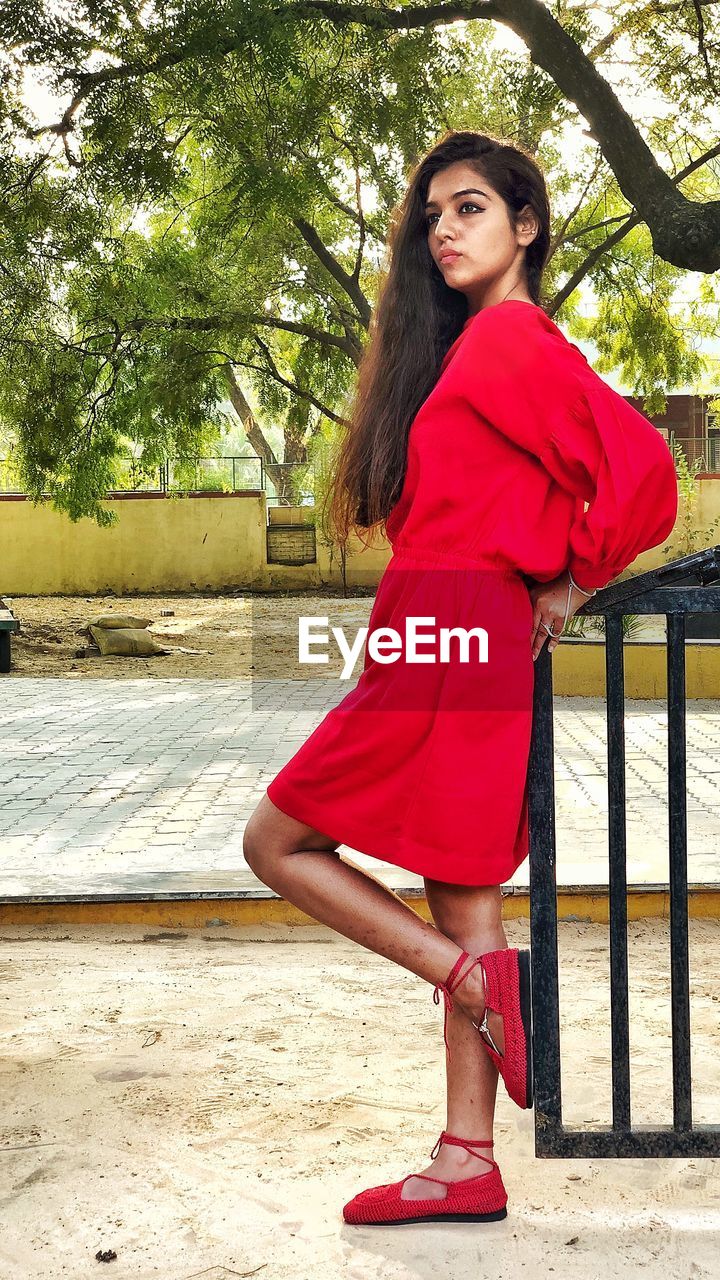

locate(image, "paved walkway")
(1, 678), (718, 899)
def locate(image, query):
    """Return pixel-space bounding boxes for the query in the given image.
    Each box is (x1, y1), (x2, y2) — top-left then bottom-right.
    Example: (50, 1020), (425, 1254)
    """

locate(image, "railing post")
(666, 611), (693, 1131)
(605, 612), (631, 1132)
(528, 644), (563, 1151)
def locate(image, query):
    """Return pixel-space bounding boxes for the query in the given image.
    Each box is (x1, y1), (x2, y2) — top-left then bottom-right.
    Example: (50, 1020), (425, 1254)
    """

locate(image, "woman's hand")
(528, 571), (589, 661)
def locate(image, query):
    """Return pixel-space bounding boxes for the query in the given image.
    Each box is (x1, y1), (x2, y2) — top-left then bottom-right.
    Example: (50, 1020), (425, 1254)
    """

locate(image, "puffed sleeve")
(453, 304), (679, 592)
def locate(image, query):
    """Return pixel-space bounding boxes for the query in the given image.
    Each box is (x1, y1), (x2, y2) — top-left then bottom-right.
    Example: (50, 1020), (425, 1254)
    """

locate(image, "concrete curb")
(1, 884), (718, 927)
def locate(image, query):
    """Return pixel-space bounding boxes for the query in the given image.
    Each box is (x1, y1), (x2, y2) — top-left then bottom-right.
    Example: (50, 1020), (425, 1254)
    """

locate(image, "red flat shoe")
(342, 1131), (507, 1226)
(433, 948), (534, 1110)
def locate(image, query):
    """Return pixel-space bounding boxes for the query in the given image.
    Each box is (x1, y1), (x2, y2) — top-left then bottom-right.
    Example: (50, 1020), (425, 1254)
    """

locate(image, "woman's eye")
(426, 202), (482, 227)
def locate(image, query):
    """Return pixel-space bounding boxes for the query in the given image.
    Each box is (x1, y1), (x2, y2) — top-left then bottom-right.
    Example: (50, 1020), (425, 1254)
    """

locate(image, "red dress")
(265, 300), (678, 885)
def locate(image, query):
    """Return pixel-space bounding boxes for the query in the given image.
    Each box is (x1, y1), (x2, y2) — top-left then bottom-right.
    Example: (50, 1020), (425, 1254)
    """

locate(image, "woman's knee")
(243, 792), (339, 881)
(242, 807), (278, 881)
(424, 879), (504, 949)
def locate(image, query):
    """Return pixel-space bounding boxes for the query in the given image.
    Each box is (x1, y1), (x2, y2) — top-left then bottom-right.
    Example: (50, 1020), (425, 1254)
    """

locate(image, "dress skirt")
(265, 545), (535, 886)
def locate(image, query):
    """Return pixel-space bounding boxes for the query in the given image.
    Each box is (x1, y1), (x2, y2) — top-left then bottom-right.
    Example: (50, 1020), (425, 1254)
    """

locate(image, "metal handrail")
(528, 545), (720, 1157)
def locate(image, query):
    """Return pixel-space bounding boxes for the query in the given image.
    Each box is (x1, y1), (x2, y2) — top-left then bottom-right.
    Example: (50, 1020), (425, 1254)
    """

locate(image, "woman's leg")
(400, 879), (508, 1200)
(243, 793), (489, 1021)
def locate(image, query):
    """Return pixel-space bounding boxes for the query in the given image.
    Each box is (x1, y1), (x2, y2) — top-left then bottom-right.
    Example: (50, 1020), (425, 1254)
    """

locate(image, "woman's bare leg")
(400, 880), (508, 1200)
(243, 793), (489, 1021)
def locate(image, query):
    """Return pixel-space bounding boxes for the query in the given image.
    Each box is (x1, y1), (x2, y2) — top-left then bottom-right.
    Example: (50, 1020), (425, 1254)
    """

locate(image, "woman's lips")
(439, 252), (461, 265)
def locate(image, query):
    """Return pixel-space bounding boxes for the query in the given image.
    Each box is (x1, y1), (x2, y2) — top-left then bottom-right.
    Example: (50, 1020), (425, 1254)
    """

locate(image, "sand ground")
(3, 592), (664, 681)
(1, 917), (718, 1280)
(3, 592), (376, 681)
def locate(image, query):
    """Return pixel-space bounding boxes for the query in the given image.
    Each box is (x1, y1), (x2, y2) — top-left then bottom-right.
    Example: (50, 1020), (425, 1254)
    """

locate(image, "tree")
(0, 0), (718, 521)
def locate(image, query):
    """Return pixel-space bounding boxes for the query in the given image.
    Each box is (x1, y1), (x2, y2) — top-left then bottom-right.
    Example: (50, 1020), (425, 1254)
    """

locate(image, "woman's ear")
(516, 203), (540, 247)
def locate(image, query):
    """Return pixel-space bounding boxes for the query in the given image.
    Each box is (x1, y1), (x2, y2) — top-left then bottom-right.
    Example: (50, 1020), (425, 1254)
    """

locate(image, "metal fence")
(528, 545), (720, 1157)
(1, 432), (717, 499)
(0, 455), (315, 503)
(669, 433), (720, 472)
(129, 457), (264, 493)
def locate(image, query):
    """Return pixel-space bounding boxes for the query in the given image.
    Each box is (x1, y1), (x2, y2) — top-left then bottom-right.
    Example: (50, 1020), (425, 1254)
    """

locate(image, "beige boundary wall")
(0, 492), (387, 594)
(0, 482), (718, 596)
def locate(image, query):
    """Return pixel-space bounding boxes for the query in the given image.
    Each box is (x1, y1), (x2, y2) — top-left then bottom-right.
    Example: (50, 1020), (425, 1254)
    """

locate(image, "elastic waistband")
(389, 542), (521, 576)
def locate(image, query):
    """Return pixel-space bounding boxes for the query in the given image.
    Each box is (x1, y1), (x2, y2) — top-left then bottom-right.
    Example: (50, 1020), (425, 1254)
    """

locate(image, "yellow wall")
(1, 494), (268, 594)
(552, 638), (720, 699)
(0, 481), (717, 596)
(0, 493), (391, 593)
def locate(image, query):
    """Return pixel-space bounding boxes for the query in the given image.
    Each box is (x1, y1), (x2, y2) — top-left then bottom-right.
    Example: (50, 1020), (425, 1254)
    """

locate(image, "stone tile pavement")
(0, 678), (718, 898)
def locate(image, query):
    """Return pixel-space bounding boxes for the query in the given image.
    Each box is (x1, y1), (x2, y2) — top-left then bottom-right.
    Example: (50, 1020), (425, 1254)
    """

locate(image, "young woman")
(243, 130), (678, 1226)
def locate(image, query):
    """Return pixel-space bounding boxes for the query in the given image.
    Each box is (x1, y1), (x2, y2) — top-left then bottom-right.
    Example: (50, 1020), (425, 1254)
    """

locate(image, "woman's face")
(424, 160), (539, 311)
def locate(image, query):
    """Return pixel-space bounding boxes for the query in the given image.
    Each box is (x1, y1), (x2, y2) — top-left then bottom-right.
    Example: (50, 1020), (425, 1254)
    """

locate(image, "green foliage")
(0, 1), (718, 520)
(662, 438), (720, 558)
(307, 423), (349, 591)
(561, 610), (644, 640)
(566, 221), (704, 412)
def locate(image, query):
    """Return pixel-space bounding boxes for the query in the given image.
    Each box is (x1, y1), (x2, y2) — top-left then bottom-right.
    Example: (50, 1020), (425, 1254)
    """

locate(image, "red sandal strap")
(398, 1131), (497, 1194)
(478, 950), (502, 1012)
(430, 1130), (494, 1161)
(415, 1129), (497, 1178)
(433, 951), (485, 1060)
(404, 1173), (449, 1187)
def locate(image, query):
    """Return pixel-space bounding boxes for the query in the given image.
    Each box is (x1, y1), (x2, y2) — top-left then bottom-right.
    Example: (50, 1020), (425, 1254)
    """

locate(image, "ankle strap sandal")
(342, 1130), (508, 1226)
(428, 1129), (496, 1167)
(433, 950), (484, 1058)
(434, 947), (534, 1110)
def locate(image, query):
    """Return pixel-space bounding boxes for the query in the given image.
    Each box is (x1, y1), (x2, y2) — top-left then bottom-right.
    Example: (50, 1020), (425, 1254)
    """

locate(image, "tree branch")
(548, 139), (720, 313)
(292, 217), (372, 327)
(247, 337), (351, 426)
(29, 4), (499, 141)
(124, 309), (362, 363)
(224, 363), (280, 466)
(585, 0), (720, 63)
(25, 0), (720, 272)
(491, 0), (720, 270)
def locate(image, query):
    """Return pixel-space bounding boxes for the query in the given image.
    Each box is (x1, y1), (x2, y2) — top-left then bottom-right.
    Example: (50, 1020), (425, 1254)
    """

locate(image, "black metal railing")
(528, 546), (720, 1157)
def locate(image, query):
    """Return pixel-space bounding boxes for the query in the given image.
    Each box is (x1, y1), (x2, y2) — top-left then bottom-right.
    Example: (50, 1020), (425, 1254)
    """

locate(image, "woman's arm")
(453, 306), (679, 593)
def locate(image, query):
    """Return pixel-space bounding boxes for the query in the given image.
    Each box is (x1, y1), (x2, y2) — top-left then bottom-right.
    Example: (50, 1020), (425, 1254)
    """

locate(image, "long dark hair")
(326, 130), (552, 549)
